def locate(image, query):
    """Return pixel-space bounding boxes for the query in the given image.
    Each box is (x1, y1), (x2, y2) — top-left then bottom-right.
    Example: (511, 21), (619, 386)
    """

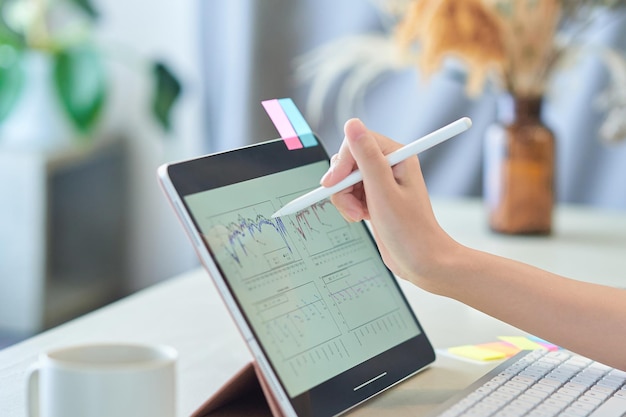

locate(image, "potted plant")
(0, 0), (181, 148)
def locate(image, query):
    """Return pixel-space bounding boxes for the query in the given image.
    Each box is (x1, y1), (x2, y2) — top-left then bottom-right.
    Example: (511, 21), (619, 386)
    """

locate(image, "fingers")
(343, 119), (398, 198)
(320, 118), (403, 187)
(320, 132), (355, 187)
(321, 118), (410, 222)
(330, 185), (368, 222)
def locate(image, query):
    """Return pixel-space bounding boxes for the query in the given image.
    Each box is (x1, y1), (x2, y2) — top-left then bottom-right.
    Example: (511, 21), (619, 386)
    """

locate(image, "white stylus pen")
(271, 116), (472, 218)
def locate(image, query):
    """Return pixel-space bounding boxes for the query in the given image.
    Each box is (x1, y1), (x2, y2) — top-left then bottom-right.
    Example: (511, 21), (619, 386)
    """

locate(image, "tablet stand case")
(191, 360), (285, 417)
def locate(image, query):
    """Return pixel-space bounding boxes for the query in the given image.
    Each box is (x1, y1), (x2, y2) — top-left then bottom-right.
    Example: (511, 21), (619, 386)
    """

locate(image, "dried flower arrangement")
(296, 0), (626, 143)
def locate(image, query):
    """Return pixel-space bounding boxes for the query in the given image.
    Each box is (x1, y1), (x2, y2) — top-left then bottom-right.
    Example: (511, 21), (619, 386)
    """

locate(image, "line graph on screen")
(202, 200), (302, 280)
(279, 193), (355, 256)
(202, 192), (355, 279)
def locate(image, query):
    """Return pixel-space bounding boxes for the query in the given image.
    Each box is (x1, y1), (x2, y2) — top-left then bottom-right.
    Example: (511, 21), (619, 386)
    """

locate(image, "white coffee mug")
(27, 343), (178, 417)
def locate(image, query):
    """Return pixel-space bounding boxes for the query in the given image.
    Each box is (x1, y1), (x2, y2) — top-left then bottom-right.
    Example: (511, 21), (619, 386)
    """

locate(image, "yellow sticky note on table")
(498, 336), (545, 351)
(448, 345), (507, 361)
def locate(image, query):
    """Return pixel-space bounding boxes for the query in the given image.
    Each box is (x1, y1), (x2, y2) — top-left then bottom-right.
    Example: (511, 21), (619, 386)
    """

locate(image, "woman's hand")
(320, 118), (460, 292)
(320, 119), (626, 371)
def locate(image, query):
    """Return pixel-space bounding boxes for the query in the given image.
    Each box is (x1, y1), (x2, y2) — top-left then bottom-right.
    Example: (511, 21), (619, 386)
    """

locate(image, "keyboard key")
(549, 351), (574, 361)
(577, 394), (603, 407)
(497, 386), (523, 397)
(497, 406), (527, 416)
(563, 382), (590, 394)
(550, 392), (576, 403)
(525, 387), (552, 399)
(604, 374), (626, 385)
(544, 372), (570, 384)
(542, 398), (569, 409)
(517, 393), (544, 405)
(505, 381), (532, 391)
(570, 376), (597, 387)
(569, 399), (596, 412)
(512, 375), (537, 386)
(589, 384), (615, 394)
(588, 396), (626, 416)
(608, 369), (626, 379)
(598, 378), (624, 390)
(557, 387), (583, 397)
(536, 378), (561, 390)
(560, 409), (589, 417)
(532, 383), (558, 394)
(584, 389), (610, 401)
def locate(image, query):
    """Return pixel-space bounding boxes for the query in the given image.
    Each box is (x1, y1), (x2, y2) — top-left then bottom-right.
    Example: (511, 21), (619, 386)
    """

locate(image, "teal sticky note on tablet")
(278, 98), (318, 148)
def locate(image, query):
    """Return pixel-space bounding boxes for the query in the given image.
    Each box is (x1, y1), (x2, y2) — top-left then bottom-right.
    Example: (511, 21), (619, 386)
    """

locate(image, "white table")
(1, 199), (624, 416)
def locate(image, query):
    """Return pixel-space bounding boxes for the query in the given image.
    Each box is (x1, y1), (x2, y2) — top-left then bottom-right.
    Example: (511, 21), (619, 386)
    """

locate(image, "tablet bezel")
(158, 138), (436, 417)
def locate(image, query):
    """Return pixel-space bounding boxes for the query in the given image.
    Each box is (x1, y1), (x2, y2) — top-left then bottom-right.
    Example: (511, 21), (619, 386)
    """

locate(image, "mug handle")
(27, 364), (40, 417)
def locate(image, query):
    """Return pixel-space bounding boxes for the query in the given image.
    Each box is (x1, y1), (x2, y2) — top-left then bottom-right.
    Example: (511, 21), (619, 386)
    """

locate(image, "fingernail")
(320, 155), (337, 184)
(345, 207), (362, 222)
(320, 167), (332, 185)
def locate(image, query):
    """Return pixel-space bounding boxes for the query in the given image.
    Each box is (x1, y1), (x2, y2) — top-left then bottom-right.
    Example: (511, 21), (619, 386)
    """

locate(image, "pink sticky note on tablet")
(261, 99), (303, 150)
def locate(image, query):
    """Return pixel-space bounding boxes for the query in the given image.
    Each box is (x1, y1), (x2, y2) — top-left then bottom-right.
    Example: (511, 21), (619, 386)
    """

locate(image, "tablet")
(158, 138), (435, 417)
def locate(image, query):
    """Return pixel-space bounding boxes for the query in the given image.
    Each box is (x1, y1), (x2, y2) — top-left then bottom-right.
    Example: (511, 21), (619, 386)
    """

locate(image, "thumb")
(345, 119), (396, 197)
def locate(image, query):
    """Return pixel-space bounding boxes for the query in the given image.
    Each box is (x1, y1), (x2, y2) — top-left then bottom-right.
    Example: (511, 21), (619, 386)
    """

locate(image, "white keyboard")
(428, 349), (626, 417)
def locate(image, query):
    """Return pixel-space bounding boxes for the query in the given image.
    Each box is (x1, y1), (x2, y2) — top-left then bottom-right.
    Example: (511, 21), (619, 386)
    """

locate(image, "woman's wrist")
(406, 231), (469, 296)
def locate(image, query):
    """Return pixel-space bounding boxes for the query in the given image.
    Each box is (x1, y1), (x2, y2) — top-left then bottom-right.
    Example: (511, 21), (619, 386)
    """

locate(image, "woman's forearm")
(433, 243), (626, 371)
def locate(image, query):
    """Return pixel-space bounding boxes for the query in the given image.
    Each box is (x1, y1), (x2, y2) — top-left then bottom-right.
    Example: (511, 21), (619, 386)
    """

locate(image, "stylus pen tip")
(271, 205), (295, 218)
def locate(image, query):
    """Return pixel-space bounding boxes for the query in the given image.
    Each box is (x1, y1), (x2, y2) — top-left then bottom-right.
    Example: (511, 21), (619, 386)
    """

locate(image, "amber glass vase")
(484, 94), (555, 234)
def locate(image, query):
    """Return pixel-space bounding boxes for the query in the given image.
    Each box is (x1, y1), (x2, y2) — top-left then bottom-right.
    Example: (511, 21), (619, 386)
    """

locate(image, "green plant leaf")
(0, 3), (26, 48)
(67, 0), (99, 20)
(53, 45), (106, 134)
(152, 62), (181, 132)
(0, 46), (25, 123)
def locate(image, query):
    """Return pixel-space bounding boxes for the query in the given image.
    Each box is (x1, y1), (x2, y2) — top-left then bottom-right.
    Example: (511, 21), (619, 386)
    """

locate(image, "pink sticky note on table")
(261, 99), (302, 150)
(498, 336), (545, 351)
(528, 336), (560, 351)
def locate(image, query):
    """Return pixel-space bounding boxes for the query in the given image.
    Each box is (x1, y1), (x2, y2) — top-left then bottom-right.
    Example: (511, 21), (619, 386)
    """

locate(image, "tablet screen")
(163, 139), (434, 416)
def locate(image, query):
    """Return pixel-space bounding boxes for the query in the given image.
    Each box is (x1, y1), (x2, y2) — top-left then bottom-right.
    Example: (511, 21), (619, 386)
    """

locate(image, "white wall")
(94, 0), (203, 290)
